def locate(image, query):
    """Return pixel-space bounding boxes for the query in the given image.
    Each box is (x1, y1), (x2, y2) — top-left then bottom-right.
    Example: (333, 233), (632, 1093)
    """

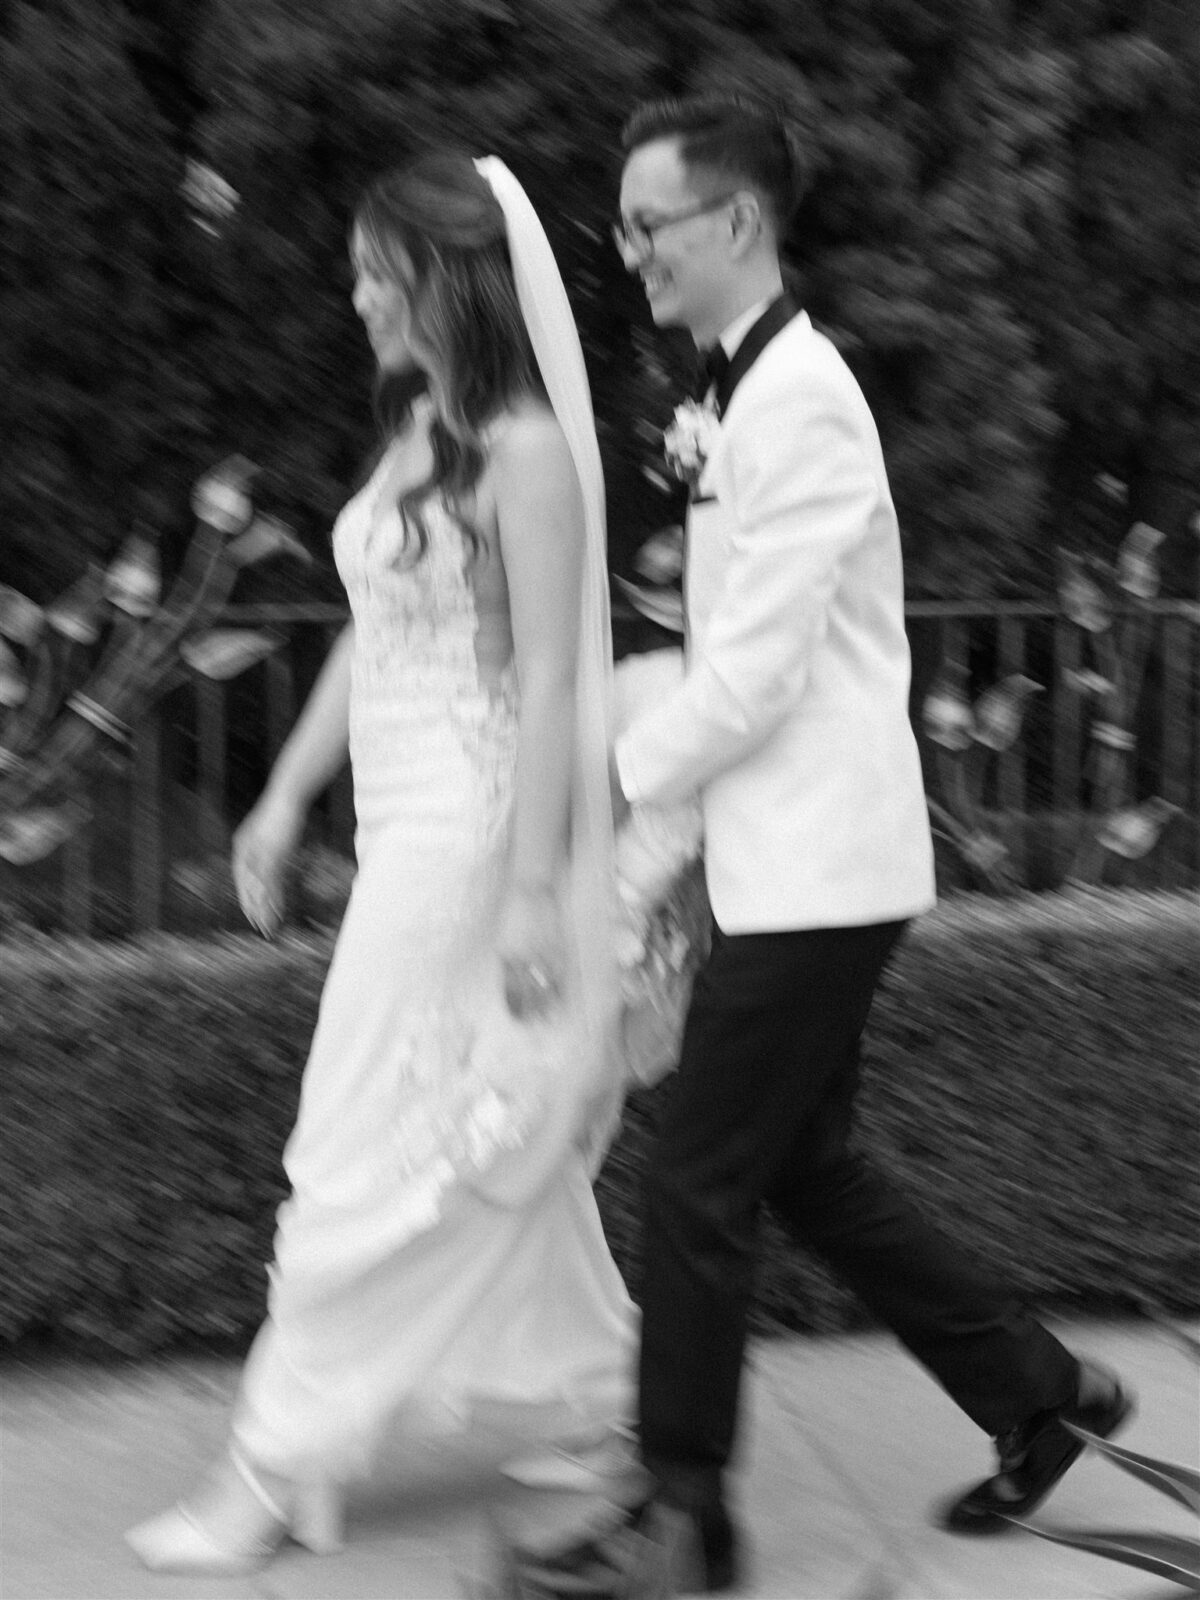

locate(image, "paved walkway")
(2, 1321), (1197, 1600)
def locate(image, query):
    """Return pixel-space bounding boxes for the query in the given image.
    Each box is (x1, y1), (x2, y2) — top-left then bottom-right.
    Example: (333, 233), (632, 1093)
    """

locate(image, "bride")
(126, 151), (645, 1583)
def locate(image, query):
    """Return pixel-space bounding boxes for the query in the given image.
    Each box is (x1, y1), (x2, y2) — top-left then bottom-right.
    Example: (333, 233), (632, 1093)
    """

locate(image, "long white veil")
(473, 156), (621, 1154)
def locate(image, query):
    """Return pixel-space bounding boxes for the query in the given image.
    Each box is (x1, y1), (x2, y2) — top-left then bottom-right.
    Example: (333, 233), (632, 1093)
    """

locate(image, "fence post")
(60, 794), (92, 936)
(1051, 618), (1083, 881)
(195, 676), (228, 857)
(1160, 613), (1194, 885)
(997, 613), (1029, 880)
(130, 714), (164, 931)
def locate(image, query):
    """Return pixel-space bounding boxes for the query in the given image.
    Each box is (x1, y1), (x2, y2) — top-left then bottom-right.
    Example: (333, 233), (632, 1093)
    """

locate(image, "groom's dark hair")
(621, 93), (806, 235)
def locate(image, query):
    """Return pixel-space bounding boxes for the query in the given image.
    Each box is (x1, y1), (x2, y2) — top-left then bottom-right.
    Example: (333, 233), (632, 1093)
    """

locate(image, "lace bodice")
(334, 442), (514, 697)
(332, 437), (518, 839)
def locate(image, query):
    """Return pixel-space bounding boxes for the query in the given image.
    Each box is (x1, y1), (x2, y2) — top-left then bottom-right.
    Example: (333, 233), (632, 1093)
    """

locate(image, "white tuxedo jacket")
(615, 310), (936, 933)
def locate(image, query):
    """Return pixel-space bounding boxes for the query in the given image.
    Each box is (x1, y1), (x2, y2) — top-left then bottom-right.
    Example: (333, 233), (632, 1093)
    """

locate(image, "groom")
(587, 94), (1130, 1594)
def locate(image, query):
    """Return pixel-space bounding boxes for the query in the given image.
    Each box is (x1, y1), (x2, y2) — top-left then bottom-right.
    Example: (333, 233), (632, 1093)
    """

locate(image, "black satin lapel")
(714, 294), (799, 417)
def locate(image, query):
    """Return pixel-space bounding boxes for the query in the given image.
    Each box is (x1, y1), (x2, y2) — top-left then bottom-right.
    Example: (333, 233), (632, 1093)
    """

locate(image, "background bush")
(2, 0), (1198, 603)
(0, 892), (1196, 1357)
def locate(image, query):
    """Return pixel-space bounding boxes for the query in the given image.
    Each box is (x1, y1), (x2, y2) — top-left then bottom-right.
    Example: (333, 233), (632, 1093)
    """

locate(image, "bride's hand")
(497, 884), (564, 1019)
(232, 791), (305, 937)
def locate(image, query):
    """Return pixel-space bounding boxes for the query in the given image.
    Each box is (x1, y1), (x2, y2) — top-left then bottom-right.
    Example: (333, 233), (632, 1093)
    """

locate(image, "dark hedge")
(1, 892), (1196, 1356)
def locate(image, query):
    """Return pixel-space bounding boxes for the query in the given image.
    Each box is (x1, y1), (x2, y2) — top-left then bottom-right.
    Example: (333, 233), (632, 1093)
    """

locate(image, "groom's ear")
(728, 192), (764, 256)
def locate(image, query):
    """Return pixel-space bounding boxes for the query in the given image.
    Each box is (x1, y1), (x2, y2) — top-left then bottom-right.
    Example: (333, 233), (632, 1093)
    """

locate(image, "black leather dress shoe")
(938, 1361), (1134, 1534)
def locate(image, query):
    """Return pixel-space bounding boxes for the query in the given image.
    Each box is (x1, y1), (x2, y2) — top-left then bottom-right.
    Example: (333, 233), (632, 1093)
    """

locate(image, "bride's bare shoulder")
(489, 402), (572, 482)
(472, 402), (572, 539)
(483, 402), (582, 548)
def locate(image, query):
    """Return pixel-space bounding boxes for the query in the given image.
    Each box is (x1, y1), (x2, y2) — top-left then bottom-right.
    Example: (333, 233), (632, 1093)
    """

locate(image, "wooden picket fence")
(6, 598), (1198, 936)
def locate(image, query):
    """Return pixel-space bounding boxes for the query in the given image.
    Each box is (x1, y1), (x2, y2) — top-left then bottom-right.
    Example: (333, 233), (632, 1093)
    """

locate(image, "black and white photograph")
(1, 3), (1197, 1597)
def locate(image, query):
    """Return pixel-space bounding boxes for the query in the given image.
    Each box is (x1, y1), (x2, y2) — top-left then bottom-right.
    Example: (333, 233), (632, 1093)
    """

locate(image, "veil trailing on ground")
(473, 156), (621, 1158)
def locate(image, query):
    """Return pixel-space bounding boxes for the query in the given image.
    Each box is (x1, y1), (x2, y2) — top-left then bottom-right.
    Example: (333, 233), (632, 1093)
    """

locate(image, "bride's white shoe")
(125, 1447), (343, 1575)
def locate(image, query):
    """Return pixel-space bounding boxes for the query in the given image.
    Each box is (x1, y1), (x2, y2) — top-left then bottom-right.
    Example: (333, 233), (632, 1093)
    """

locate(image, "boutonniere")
(663, 398), (721, 489)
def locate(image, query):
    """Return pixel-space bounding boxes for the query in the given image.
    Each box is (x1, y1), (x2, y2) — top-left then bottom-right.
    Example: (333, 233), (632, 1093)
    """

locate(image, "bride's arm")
(232, 623), (354, 933)
(260, 622), (355, 810)
(491, 412), (585, 1011)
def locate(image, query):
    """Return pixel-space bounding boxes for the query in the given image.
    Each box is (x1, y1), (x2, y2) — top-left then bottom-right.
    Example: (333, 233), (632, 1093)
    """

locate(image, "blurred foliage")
(0, 891), (1195, 1354)
(0, 0), (1197, 604)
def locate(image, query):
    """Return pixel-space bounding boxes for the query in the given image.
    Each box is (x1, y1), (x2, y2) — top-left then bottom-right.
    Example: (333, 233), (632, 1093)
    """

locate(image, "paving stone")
(2, 1322), (1196, 1600)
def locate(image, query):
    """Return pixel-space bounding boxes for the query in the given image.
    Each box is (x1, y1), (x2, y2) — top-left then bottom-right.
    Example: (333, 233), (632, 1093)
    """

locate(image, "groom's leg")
(637, 919), (907, 1507)
(759, 930), (1078, 1432)
(767, 1130), (1079, 1433)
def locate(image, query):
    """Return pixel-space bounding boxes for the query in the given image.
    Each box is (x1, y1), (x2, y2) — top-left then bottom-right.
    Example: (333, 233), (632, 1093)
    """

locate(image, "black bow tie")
(691, 343), (730, 402)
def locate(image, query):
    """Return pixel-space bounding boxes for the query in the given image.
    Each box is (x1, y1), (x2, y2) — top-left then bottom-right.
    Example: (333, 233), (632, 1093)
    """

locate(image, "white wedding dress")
(231, 436), (636, 1499)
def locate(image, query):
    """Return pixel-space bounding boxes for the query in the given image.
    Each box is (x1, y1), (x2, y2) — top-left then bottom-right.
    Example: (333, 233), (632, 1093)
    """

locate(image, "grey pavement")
(2, 1320), (1197, 1600)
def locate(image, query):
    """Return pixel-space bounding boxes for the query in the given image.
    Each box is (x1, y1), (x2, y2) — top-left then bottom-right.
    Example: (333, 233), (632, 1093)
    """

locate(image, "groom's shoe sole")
(937, 1365), (1134, 1534)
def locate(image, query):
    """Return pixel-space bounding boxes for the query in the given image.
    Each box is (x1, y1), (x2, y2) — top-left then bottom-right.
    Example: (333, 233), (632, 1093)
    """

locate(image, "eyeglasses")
(611, 193), (739, 260)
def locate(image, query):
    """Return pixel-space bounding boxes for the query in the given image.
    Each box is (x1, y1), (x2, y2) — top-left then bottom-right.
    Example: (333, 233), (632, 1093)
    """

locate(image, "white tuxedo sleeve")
(616, 368), (877, 808)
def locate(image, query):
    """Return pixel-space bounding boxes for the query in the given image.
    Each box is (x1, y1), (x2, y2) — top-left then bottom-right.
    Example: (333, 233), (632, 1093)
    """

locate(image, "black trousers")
(637, 918), (1079, 1510)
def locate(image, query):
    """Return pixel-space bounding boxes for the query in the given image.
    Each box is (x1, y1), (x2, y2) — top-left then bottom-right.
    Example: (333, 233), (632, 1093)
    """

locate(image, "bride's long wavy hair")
(353, 153), (544, 562)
